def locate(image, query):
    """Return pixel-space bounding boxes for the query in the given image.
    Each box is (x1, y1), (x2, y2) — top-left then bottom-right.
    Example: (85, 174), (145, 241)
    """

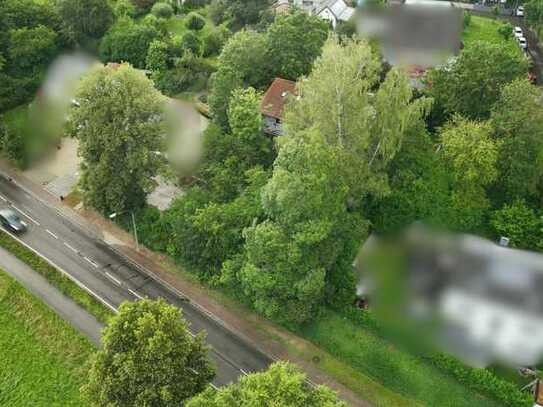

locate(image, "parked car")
(516, 5), (524, 16)
(0, 209), (27, 233)
(518, 36), (528, 50)
(514, 26), (523, 39)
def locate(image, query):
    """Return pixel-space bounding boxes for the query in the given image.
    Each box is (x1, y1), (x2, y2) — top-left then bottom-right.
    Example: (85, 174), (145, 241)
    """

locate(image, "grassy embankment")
(0, 230), (113, 323)
(0, 270), (95, 406)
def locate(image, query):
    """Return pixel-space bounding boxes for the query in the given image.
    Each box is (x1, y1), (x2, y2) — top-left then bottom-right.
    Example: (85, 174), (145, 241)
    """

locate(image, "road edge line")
(0, 228), (118, 314)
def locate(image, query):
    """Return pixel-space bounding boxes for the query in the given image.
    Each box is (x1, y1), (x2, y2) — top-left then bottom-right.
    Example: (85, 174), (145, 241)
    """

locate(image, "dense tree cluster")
(0, 0), (65, 111)
(209, 9), (328, 128)
(83, 299), (345, 406)
(56, 0), (114, 45)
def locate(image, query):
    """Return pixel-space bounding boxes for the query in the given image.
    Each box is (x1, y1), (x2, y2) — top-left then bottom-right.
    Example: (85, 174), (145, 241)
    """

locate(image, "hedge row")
(343, 307), (532, 407)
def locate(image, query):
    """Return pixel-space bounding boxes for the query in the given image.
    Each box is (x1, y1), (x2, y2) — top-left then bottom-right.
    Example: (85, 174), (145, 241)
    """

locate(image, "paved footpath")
(0, 244), (103, 346)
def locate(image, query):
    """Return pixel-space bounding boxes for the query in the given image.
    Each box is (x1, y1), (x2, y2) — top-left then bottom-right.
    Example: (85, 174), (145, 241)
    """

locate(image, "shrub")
(497, 21), (513, 39)
(463, 10), (471, 28)
(130, 0), (157, 13)
(491, 200), (541, 249)
(428, 353), (532, 407)
(186, 12), (205, 30)
(114, 0), (136, 17)
(202, 25), (230, 57)
(151, 2), (173, 18)
(208, 0), (227, 25)
(180, 31), (202, 55)
(182, 0), (210, 11)
(99, 20), (159, 68)
(2, 126), (26, 167)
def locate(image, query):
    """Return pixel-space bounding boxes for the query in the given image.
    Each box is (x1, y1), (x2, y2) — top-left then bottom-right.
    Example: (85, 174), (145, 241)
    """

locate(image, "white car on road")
(514, 26), (523, 39)
(516, 6), (524, 17)
(518, 36), (528, 50)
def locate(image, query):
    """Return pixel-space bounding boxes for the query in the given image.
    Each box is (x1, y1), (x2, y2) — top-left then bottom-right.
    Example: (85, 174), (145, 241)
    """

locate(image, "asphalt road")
(0, 173), (271, 387)
(0, 245), (104, 345)
(459, 4), (543, 85)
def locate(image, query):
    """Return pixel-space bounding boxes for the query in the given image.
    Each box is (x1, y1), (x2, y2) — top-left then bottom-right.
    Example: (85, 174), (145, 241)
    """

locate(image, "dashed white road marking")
(11, 205), (40, 225)
(105, 271), (121, 285)
(0, 227), (118, 313)
(45, 229), (58, 239)
(0, 195), (6, 202)
(84, 256), (99, 268)
(128, 288), (144, 300)
(63, 241), (78, 253)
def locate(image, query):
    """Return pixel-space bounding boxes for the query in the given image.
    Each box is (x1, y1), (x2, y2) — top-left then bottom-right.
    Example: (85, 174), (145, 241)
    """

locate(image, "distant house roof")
(274, 0), (291, 13)
(106, 62), (121, 69)
(318, 0), (355, 21)
(260, 78), (297, 119)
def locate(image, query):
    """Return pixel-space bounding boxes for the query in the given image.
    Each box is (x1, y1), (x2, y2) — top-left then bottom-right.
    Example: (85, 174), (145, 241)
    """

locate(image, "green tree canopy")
(131, 0), (158, 13)
(56, 0), (114, 43)
(187, 12), (206, 30)
(490, 78), (543, 203)
(491, 200), (542, 250)
(427, 41), (528, 120)
(439, 115), (499, 231)
(8, 25), (57, 72)
(187, 362), (346, 406)
(208, 29), (266, 128)
(284, 35), (431, 205)
(82, 299), (215, 406)
(368, 122), (451, 234)
(0, 0), (63, 110)
(100, 18), (160, 68)
(265, 10), (328, 81)
(68, 63), (165, 214)
(151, 2), (173, 18)
(227, 36), (429, 326)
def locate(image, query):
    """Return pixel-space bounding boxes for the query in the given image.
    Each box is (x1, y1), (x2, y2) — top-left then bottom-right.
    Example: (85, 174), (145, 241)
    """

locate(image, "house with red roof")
(260, 77), (297, 136)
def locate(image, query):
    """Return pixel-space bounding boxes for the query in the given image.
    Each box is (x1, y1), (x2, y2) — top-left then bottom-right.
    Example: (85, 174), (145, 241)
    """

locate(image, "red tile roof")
(260, 77), (297, 119)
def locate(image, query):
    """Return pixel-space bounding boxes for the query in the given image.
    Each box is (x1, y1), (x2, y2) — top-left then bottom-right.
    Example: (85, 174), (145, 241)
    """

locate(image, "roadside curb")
(0, 164), (277, 369)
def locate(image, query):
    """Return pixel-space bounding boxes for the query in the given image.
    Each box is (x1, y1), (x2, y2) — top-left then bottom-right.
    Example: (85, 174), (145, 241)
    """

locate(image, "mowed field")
(0, 270), (95, 406)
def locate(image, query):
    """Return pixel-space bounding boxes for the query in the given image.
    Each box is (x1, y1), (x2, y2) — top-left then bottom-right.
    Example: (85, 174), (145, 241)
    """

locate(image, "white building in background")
(289, 0), (355, 27)
(316, 0), (355, 28)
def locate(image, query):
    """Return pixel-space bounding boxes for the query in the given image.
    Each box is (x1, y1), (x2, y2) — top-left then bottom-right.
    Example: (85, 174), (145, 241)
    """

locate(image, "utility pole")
(131, 211), (139, 252)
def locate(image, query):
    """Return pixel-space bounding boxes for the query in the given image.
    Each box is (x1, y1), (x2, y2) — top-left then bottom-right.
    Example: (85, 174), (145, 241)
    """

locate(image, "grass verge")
(299, 309), (504, 407)
(0, 230), (113, 323)
(0, 269), (95, 406)
(463, 15), (520, 52)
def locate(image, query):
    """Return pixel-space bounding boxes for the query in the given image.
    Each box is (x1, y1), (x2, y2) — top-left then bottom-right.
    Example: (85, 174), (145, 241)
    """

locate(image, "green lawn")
(0, 270), (95, 406)
(166, 10), (214, 38)
(462, 15), (519, 52)
(299, 309), (503, 407)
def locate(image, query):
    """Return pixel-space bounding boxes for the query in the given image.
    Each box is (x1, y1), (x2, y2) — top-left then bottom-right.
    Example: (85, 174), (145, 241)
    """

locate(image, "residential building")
(317, 0), (355, 28)
(260, 78), (297, 136)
